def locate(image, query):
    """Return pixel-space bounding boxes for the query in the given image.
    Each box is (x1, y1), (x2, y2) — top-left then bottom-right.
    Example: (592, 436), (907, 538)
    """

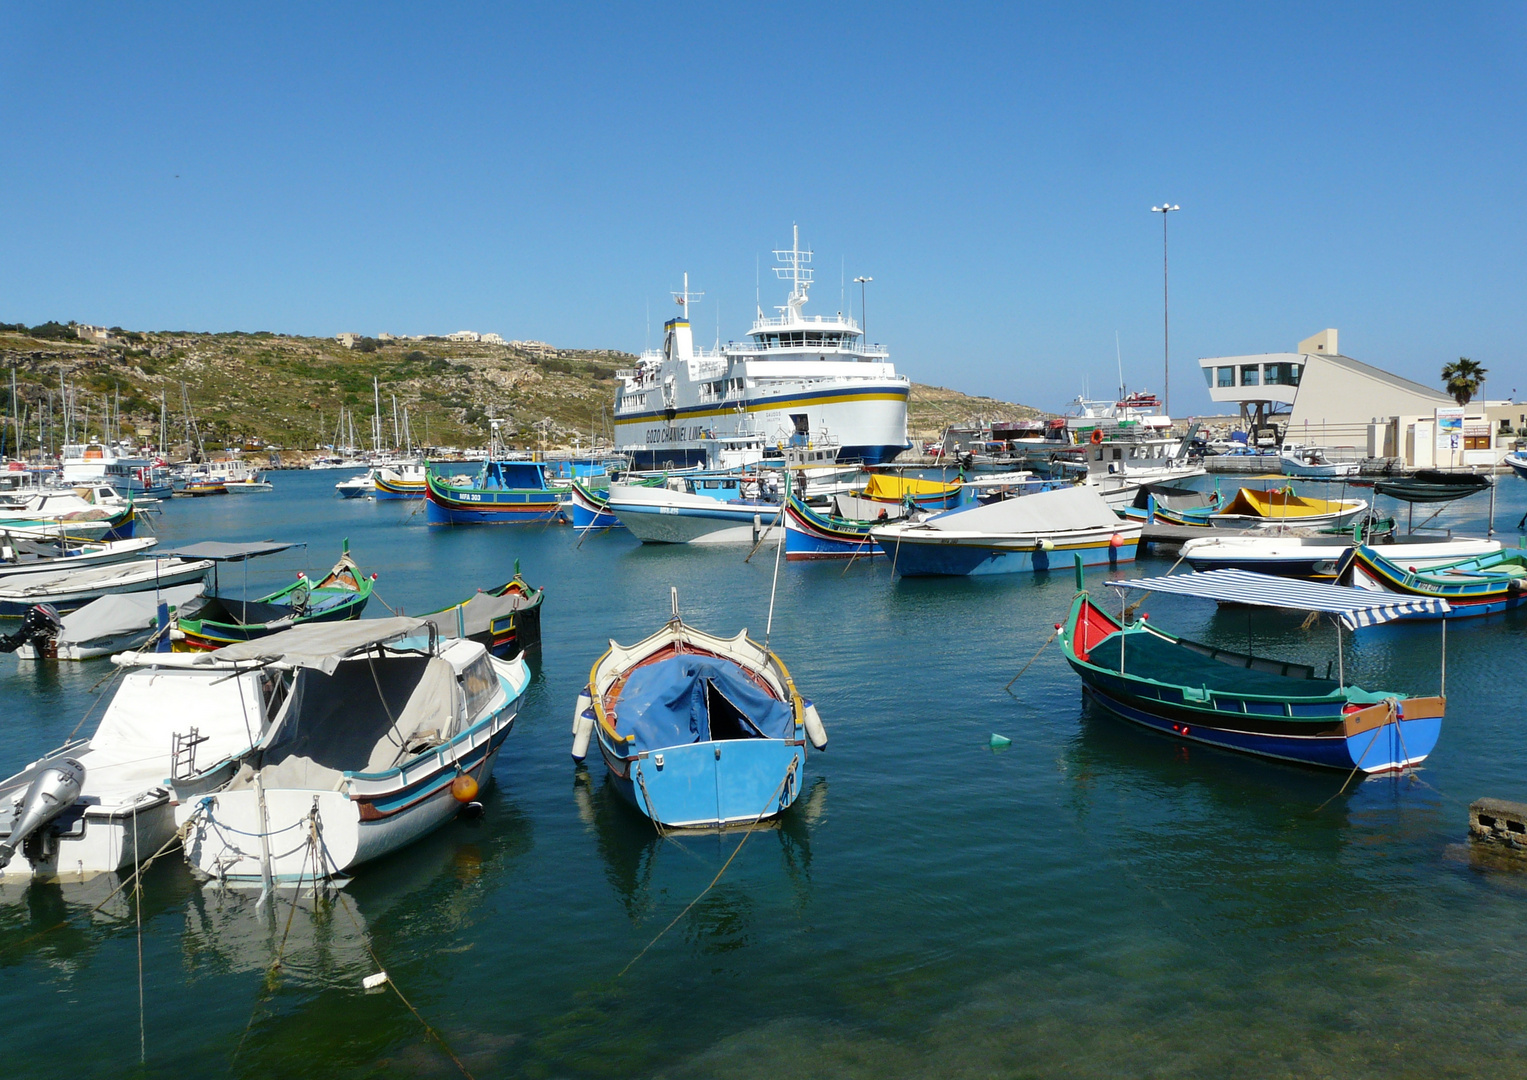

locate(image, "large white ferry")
(613, 227), (910, 470)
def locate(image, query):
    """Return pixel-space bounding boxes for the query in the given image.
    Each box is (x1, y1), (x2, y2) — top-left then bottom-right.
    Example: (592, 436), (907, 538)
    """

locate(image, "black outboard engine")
(0, 757), (85, 870)
(0, 604), (62, 654)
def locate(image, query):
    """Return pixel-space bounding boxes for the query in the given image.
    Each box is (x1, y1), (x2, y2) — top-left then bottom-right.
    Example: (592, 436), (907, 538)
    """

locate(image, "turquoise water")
(2, 471), (1526, 1078)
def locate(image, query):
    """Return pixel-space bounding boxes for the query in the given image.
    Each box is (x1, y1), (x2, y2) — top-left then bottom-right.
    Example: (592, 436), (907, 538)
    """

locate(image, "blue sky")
(3, 3), (1524, 413)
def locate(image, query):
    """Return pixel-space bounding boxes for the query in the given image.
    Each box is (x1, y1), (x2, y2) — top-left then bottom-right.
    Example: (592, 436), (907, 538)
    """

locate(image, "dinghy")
(572, 592), (825, 829)
(1060, 564), (1447, 772)
(1372, 469), (1492, 504)
(0, 655), (283, 879)
(870, 484), (1140, 576)
(1209, 487), (1368, 530)
(170, 617), (530, 884)
(1279, 446), (1360, 479)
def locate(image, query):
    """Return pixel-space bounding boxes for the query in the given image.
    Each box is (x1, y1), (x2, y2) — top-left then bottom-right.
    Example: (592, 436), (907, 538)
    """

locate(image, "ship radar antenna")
(772, 223), (814, 323)
(671, 272), (703, 319)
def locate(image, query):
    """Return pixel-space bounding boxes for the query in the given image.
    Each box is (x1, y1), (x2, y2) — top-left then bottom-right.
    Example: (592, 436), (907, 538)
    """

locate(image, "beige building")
(1198, 330), (1515, 466)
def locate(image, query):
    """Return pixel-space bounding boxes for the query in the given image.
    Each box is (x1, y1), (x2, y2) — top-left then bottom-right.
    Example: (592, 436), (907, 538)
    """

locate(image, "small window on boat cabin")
(1240, 365), (1260, 387)
(1111, 447), (1122, 461)
(1217, 366), (1234, 387)
(460, 655), (499, 722)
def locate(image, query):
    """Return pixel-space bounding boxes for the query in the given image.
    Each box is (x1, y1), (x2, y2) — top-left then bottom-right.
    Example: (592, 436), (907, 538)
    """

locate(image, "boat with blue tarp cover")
(424, 460), (567, 525)
(1060, 561), (1448, 772)
(571, 593), (826, 829)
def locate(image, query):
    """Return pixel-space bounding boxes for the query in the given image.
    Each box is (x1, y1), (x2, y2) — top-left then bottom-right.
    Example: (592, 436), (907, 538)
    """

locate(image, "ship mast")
(773, 224), (814, 324)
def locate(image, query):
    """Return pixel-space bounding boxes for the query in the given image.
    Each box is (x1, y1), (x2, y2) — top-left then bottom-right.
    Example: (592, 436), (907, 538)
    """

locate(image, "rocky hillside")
(0, 322), (1045, 459)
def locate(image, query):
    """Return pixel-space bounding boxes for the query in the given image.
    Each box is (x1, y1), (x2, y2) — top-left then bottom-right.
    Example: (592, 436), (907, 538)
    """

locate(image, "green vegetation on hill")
(0, 322), (1045, 458)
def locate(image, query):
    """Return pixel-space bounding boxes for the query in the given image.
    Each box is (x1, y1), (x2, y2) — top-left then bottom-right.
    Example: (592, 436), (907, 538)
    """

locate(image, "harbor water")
(2, 471), (1526, 1077)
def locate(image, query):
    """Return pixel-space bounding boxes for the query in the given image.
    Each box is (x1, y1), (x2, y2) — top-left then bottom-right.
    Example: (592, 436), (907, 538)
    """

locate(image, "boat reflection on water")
(572, 767), (826, 927)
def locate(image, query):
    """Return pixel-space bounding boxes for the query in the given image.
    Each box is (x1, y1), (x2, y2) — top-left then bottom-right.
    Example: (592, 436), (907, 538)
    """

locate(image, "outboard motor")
(0, 758), (85, 870)
(0, 603), (62, 654)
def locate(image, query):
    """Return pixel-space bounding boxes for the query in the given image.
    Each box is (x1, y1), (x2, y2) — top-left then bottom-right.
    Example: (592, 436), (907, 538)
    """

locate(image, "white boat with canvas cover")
(13, 582), (205, 660)
(1181, 534), (1503, 580)
(167, 617), (529, 885)
(0, 659), (281, 879)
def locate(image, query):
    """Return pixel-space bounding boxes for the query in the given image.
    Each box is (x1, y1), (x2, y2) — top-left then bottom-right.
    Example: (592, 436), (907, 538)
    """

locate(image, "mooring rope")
(615, 758), (799, 981)
(1004, 627), (1060, 692)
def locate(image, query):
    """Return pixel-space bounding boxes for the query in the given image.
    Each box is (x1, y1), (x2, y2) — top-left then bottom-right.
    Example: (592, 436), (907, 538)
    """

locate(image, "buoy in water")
(451, 773), (479, 802)
(989, 733), (1012, 748)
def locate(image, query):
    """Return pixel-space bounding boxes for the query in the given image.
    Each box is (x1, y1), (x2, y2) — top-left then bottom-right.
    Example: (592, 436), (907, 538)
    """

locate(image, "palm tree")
(1441, 357), (1487, 406)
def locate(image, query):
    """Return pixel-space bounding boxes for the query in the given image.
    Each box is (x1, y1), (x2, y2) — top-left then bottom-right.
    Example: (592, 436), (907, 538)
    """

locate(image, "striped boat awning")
(1105, 569), (1451, 629)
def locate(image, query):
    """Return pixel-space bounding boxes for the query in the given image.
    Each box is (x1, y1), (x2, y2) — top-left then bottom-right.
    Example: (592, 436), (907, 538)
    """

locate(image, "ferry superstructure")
(613, 227), (910, 470)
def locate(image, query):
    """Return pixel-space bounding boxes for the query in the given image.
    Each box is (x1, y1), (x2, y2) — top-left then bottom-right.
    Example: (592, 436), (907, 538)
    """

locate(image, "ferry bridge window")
(1263, 362), (1301, 386)
(1217, 366), (1234, 387)
(1240, 365), (1260, 387)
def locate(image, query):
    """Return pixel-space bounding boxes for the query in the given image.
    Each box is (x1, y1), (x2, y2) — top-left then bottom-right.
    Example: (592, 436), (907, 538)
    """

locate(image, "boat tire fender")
(803, 701), (828, 751)
(571, 692), (595, 762)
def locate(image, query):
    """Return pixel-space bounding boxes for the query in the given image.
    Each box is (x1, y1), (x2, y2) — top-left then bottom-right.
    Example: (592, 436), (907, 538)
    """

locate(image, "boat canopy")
(53, 583), (204, 645)
(209, 616), (428, 672)
(862, 474), (958, 500)
(1105, 569), (1451, 629)
(928, 484), (1118, 532)
(615, 654), (794, 753)
(420, 589), (533, 640)
(155, 541), (300, 561)
(1216, 488), (1358, 519)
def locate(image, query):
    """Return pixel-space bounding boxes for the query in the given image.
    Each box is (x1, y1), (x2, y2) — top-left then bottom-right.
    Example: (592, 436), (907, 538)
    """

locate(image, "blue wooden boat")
(783, 489), (886, 560)
(571, 598), (827, 829)
(425, 461), (567, 525)
(1336, 542), (1527, 618)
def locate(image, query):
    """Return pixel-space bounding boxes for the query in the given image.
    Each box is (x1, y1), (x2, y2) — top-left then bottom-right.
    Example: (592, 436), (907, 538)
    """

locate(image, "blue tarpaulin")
(616, 655), (794, 753)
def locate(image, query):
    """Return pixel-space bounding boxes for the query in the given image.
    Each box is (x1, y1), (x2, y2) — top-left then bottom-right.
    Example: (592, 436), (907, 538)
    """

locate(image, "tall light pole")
(1151, 203), (1180, 416)
(854, 276), (873, 338)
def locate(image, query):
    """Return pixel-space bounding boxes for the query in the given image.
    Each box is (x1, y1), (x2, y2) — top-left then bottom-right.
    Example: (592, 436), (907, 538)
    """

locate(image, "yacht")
(613, 227), (910, 470)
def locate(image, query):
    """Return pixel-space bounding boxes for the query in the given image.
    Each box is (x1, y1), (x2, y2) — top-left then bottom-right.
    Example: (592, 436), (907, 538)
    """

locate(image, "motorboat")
(870, 484), (1140, 576)
(0, 557), (213, 617)
(0, 535), (157, 583)
(1279, 445), (1360, 479)
(9, 583), (205, 660)
(1181, 534), (1503, 579)
(571, 591), (825, 829)
(171, 617), (530, 884)
(0, 653), (282, 879)
(335, 469), (377, 499)
(606, 473), (783, 544)
(1506, 451), (1527, 481)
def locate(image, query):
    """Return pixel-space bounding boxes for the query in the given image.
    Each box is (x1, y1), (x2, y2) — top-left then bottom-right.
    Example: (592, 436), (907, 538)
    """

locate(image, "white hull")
(606, 483), (783, 545)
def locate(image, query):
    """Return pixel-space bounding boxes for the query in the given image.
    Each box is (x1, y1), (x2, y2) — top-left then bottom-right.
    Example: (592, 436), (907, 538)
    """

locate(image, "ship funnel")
(0, 758), (85, 870)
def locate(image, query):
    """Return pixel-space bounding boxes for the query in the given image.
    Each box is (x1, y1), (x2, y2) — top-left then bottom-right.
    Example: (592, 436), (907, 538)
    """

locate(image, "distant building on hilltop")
(509, 339), (555, 357)
(481, 332), (505, 345)
(336, 332), (360, 348)
(447, 330), (481, 343)
(76, 324), (114, 344)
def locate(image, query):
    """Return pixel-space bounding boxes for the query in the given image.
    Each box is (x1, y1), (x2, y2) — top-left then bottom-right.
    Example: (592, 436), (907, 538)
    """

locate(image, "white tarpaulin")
(55, 583), (204, 646)
(927, 484), (1119, 533)
(210, 617), (427, 672)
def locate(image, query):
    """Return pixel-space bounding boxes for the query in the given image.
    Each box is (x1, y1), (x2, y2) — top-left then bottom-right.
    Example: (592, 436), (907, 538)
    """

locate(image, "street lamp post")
(854, 276), (873, 338)
(1150, 203), (1180, 416)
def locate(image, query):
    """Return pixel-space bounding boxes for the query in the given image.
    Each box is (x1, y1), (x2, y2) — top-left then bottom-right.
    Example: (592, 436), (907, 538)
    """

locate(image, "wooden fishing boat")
(1372, 469), (1492, 504)
(180, 479), (228, 497)
(857, 472), (962, 512)
(783, 489), (885, 560)
(169, 618), (530, 884)
(176, 541), (373, 649)
(1336, 543), (1527, 618)
(568, 479), (621, 529)
(1119, 484), (1226, 527)
(571, 593), (826, 829)
(373, 462), (429, 500)
(424, 461), (565, 524)
(418, 564), (543, 657)
(1061, 568), (1446, 772)
(1210, 486), (1368, 530)
(1182, 534), (1501, 580)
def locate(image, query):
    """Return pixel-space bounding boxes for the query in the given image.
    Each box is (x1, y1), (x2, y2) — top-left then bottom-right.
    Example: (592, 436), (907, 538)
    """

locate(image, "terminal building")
(1197, 330), (1519, 468)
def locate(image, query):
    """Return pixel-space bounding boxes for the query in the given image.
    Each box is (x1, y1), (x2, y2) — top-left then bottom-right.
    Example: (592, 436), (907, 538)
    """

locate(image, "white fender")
(803, 701), (827, 752)
(571, 692), (595, 763)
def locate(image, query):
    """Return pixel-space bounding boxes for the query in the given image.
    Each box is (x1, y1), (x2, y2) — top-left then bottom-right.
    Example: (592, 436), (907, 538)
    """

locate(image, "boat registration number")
(659, 506), (678, 515)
